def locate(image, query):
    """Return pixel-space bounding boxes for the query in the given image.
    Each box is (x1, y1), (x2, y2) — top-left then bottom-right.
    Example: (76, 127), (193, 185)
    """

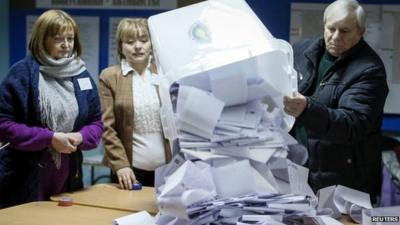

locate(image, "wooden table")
(0, 201), (130, 225)
(339, 215), (358, 225)
(50, 184), (358, 224)
(51, 183), (158, 214)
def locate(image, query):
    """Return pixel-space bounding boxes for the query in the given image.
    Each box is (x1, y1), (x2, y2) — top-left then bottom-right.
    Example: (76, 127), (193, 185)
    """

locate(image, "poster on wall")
(26, 15), (100, 81)
(289, 3), (325, 44)
(381, 5), (400, 114)
(108, 17), (124, 67)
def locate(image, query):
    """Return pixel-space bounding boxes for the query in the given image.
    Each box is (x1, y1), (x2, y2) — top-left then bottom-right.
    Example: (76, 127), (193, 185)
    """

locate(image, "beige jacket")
(99, 65), (171, 173)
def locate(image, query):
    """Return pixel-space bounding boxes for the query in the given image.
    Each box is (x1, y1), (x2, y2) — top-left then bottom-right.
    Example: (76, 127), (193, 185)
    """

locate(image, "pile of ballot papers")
(113, 184), (399, 225)
(146, 0), (343, 224)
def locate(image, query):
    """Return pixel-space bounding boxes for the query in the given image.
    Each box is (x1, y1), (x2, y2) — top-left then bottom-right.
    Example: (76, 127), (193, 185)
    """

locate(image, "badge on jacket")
(78, 77), (93, 90)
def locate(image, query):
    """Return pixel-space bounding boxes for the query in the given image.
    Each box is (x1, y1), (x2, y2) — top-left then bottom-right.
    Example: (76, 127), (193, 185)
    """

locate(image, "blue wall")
(0, 0), (9, 82)
(6, 0), (400, 132)
(9, 0), (400, 68)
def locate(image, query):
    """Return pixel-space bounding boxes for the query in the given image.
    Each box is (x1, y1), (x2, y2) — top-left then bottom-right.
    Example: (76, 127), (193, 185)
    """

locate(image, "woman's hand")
(68, 132), (83, 146)
(51, 132), (77, 154)
(116, 167), (137, 190)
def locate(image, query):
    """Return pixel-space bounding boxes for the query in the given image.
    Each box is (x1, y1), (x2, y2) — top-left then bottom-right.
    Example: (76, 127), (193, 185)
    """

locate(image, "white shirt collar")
(121, 59), (152, 77)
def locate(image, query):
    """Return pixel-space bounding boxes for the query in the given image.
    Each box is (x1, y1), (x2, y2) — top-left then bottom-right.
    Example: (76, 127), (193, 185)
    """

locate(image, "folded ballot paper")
(316, 185), (373, 223)
(146, 0), (338, 224)
(112, 211), (155, 225)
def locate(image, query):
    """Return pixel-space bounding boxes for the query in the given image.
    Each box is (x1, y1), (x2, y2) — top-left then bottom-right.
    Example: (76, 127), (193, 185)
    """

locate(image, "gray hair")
(323, 0), (366, 33)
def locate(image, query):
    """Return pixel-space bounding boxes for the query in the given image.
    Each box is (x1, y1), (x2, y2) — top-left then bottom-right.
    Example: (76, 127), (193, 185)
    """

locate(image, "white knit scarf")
(39, 54), (86, 169)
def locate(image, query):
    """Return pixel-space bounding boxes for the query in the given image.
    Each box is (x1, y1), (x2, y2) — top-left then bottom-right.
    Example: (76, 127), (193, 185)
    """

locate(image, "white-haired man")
(283, 0), (388, 203)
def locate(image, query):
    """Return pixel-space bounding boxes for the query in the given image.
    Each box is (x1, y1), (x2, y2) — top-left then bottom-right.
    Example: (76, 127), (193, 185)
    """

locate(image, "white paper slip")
(209, 67), (248, 107)
(288, 161), (316, 199)
(317, 216), (344, 225)
(333, 185), (372, 214)
(317, 186), (341, 218)
(212, 160), (256, 198)
(181, 149), (229, 161)
(219, 104), (247, 123)
(176, 85), (224, 139)
(112, 211), (155, 225)
(77, 77), (93, 90)
(267, 203), (313, 212)
(160, 160), (216, 198)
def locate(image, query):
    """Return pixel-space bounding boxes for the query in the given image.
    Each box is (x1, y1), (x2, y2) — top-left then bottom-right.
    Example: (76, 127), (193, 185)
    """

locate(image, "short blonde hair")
(116, 18), (157, 73)
(324, 0), (366, 33)
(116, 18), (150, 61)
(29, 9), (82, 63)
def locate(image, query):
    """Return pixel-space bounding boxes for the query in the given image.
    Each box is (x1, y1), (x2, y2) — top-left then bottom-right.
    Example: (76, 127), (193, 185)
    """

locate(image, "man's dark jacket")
(293, 37), (388, 198)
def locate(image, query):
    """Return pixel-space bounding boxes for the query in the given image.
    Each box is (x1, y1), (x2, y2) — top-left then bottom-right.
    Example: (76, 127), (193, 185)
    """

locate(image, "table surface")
(50, 183), (358, 224)
(51, 183), (158, 214)
(339, 215), (358, 225)
(0, 201), (131, 225)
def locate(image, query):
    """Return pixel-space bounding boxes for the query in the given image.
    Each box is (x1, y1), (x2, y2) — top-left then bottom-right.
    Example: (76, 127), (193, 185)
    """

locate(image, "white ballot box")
(149, 0), (297, 147)
(148, 2), (321, 224)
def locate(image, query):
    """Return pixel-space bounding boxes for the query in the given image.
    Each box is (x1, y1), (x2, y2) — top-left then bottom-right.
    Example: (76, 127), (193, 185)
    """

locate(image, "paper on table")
(253, 166), (280, 194)
(267, 203), (314, 212)
(317, 186), (341, 218)
(241, 214), (284, 224)
(112, 211), (155, 225)
(317, 216), (344, 225)
(211, 160), (256, 198)
(287, 161), (316, 199)
(154, 214), (187, 225)
(269, 158), (290, 182)
(269, 159), (315, 199)
(251, 161), (281, 193)
(155, 154), (186, 194)
(333, 185), (372, 214)
(160, 160), (216, 198)
(180, 188), (216, 207)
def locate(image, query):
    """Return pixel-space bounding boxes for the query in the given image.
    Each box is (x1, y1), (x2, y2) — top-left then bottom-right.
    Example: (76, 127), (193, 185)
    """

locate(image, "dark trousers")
(111, 167), (155, 187)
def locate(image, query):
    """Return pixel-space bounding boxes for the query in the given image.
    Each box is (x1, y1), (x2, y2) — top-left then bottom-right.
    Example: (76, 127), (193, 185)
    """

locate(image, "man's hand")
(283, 93), (308, 117)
